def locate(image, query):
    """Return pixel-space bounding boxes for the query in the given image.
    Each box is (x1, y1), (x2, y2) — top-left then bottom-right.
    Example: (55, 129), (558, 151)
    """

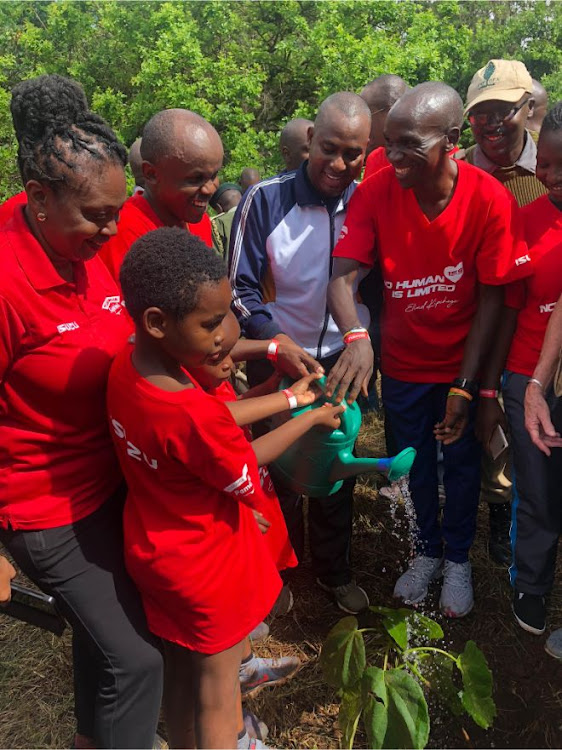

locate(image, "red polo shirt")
(506, 195), (562, 376)
(0, 207), (132, 530)
(333, 161), (529, 382)
(0, 191), (27, 225)
(99, 193), (213, 282)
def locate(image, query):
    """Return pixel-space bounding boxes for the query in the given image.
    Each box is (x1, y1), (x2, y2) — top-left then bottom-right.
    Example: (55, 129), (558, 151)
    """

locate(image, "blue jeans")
(382, 376), (481, 563)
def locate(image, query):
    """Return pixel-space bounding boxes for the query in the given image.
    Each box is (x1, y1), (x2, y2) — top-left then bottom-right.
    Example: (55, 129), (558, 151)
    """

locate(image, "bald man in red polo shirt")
(99, 109), (221, 281)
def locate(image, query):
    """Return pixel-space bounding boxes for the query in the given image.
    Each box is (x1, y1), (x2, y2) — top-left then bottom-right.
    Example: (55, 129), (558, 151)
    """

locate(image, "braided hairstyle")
(541, 101), (562, 134)
(11, 74), (127, 192)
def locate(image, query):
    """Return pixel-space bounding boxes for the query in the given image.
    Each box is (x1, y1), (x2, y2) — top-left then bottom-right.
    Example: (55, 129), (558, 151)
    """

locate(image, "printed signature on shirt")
(405, 297), (459, 313)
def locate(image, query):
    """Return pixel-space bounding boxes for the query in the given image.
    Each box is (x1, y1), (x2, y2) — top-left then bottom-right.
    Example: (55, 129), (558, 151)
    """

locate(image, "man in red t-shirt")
(326, 82), (529, 618)
(99, 109), (220, 282)
(360, 74), (409, 180)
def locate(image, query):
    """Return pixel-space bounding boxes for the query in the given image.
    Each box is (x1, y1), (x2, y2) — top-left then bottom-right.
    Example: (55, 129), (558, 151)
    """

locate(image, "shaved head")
(139, 108), (223, 226)
(240, 167), (261, 192)
(141, 108), (222, 165)
(361, 74), (409, 112)
(128, 137), (144, 187)
(360, 74), (409, 154)
(528, 78), (548, 132)
(280, 118), (313, 171)
(315, 91), (371, 132)
(389, 81), (463, 134)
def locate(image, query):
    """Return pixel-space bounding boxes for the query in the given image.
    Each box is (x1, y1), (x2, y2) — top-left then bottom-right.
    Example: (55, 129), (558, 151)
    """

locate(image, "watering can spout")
(328, 447), (416, 484)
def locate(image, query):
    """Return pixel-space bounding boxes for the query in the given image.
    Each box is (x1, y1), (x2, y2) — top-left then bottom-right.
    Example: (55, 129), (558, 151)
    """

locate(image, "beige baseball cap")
(464, 59), (533, 113)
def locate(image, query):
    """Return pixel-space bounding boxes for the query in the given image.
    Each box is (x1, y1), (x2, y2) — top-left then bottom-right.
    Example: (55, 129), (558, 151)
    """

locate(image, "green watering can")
(270, 376), (416, 498)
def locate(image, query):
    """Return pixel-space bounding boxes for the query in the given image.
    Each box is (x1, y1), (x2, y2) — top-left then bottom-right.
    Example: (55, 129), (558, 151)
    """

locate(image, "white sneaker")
(393, 555), (443, 604)
(439, 560), (473, 618)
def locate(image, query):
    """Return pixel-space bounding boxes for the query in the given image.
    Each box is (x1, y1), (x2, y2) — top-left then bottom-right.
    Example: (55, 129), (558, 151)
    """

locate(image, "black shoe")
(488, 502), (512, 566)
(512, 591), (546, 635)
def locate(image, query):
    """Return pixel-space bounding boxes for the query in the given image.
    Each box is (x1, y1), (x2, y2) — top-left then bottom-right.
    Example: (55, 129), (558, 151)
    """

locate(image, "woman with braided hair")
(0, 74), (163, 749)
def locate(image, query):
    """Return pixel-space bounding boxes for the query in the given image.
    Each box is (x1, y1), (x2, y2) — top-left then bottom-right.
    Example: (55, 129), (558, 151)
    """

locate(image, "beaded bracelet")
(282, 388), (298, 409)
(267, 339), (279, 362)
(448, 387), (473, 401)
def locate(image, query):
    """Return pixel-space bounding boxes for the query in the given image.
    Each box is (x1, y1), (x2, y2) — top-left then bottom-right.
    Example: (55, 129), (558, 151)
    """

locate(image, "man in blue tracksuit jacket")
(228, 92), (372, 614)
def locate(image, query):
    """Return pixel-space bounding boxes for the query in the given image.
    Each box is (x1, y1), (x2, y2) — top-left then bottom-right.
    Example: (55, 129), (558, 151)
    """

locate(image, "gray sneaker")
(316, 579), (369, 614)
(545, 628), (562, 659)
(393, 555), (443, 604)
(439, 560), (473, 618)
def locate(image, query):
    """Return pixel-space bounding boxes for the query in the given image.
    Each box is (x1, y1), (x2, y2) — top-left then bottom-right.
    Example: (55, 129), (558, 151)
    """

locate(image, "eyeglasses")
(467, 98), (530, 127)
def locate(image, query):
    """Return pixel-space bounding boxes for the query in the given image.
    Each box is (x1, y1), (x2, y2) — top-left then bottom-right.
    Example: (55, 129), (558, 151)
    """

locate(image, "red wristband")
(282, 388), (298, 409)
(343, 330), (370, 345)
(479, 389), (499, 399)
(267, 339), (279, 362)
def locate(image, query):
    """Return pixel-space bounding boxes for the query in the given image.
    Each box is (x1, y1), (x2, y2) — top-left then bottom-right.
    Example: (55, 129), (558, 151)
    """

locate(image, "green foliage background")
(1, 0), (562, 200)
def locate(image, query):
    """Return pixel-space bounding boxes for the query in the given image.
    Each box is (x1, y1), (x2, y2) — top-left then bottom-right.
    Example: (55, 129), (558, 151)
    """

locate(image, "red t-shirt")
(99, 192), (213, 282)
(210, 380), (297, 572)
(0, 207), (132, 530)
(107, 348), (281, 653)
(506, 195), (562, 376)
(333, 161), (529, 382)
(363, 147), (390, 180)
(0, 191), (27, 225)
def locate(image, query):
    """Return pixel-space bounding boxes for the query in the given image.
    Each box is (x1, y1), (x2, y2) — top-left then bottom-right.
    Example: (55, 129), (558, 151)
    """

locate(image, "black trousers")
(0, 491), (163, 749)
(504, 371), (562, 595)
(247, 351), (355, 587)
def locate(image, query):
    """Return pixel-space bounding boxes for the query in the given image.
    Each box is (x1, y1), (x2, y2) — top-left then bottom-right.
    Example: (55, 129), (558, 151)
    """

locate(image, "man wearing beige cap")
(463, 59), (547, 207)
(463, 59), (548, 567)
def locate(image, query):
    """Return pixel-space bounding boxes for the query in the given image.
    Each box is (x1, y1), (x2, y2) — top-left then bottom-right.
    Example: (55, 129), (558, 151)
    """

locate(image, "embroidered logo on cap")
(478, 61), (497, 90)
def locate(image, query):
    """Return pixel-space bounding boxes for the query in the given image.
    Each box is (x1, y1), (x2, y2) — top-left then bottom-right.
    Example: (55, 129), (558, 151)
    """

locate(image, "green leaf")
(384, 669), (430, 749)
(369, 606), (443, 650)
(361, 666), (388, 750)
(457, 641), (496, 729)
(320, 616), (366, 690)
(361, 667), (430, 750)
(339, 687), (363, 749)
(417, 652), (464, 717)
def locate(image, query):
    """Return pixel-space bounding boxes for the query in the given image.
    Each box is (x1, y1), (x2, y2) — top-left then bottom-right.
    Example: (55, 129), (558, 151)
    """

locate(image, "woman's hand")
(252, 510), (271, 534)
(275, 334), (324, 378)
(476, 397), (507, 455)
(434, 395), (470, 445)
(0, 556), (16, 604)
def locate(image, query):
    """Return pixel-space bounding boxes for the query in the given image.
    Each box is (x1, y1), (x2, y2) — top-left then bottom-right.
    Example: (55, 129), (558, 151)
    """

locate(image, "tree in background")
(0, 0), (561, 200)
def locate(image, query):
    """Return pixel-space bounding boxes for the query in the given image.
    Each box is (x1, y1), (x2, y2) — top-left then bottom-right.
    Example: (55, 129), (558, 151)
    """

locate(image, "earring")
(37, 212), (47, 222)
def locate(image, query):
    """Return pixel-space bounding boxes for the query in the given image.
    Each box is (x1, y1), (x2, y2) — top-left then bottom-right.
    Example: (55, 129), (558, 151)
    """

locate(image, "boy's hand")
(252, 510), (271, 534)
(312, 403), (345, 431)
(291, 372), (323, 406)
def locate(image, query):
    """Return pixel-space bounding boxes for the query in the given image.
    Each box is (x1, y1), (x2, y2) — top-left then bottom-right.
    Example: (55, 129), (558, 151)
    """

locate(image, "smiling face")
(306, 109), (370, 198)
(157, 277), (232, 371)
(383, 108), (453, 191)
(27, 160), (127, 263)
(193, 309), (241, 389)
(536, 128), (562, 208)
(468, 95), (533, 167)
(144, 125), (223, 226)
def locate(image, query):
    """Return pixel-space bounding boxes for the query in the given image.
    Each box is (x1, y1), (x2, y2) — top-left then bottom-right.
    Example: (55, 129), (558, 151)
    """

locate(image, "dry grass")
(1, 410), (561, 748)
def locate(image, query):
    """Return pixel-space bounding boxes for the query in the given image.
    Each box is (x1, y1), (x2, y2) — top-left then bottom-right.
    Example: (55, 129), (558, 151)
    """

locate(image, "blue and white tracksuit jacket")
(228, 162), (370, 360)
